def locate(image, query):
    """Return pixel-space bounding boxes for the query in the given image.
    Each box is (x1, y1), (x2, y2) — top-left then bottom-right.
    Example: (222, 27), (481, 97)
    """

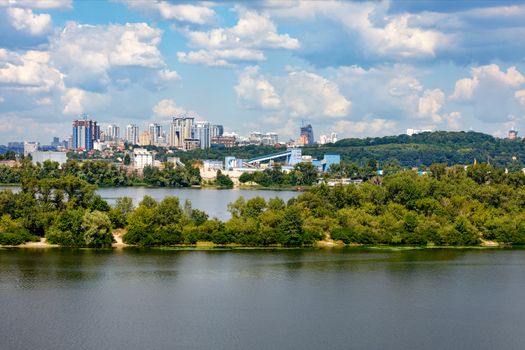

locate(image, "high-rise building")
(169, 117), (195, 148)
(72, 115), (99, 151)
(148, 123), (163, 145)
(299, 123), (314, 146)
(211, 124), (224, 138)
(51, 137), (60, 148)
(107, 124), (120, 141)
(126, 124), (139, 145)
(193, 121), (211, 149)
(508, 128), (518, 140)
(139, 131), (151, 146)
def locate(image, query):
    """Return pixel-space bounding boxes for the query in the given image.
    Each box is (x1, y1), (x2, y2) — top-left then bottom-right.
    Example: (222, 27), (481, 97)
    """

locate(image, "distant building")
(107, 124), (120, 141)
(31, 151), (67, 166)
(183, 138), (200, 151)
(139, 131), (151, 146)
(319, 132), (338, 145)
(126, 124), (139, 145)
(406, 128), (432, 136)
(246, 131), (278, 145)
(203, 159), (224, 171)
(72, 115), (100, 151)
(51, 137), (60, 148)
(193, 121), (211, 149)
(299, 124), (314, 146)
(133, 148), (153, 169)
(24, 142), (39, 157)
(170, 117), (195, 149)
(7, 142), (24, 154)
(212, 135), (237, 148)
(148, 123), (163, 145)
(262, 132), (278, 145)
(508, 128), (518, 140)
(211, 124), (224, 138)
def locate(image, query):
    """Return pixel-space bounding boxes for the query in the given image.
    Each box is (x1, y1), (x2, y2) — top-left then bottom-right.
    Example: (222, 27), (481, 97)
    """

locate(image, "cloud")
(177, 48), (265, 67)
(332, 64), (469, 131)
(0, 0), (72, 9)
(6, 7), (52, 36)
(152, 99), (186, 118)
(50, 22), (164, 91)
(234, 66), (281, 109)
(157, 69), (180, 81)
(263, 1), (446, 66)
(515, 89), (525, 106)
(178, 8), (299, 66)
(118, 0), (215, 25)
(257, 1), (525, 67)
(36, 97), (52, 105)
(451, 64), (525, 101)
(61, 87), (110, 115)
(332, 118), (398, 138)
(235, 66), (350, 119)
(449, 64), (525, 122)
(417, 89), (445, 123)
(280, 68), (350, 118)
(0, 49), (63, 92)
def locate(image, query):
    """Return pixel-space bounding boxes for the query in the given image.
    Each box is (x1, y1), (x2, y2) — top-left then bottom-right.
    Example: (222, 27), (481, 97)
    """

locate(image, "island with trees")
(0, 162), (524, 248)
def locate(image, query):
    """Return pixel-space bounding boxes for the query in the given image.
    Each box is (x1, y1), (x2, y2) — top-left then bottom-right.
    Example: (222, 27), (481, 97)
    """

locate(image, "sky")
(1, 0), (525, 144)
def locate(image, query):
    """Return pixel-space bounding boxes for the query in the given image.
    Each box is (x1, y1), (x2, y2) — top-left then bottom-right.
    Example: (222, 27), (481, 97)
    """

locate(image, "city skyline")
(1, 1), (525, 143)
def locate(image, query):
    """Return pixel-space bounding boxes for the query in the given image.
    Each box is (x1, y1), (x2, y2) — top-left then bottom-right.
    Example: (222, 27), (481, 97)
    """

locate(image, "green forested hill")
(306, 131), (524, 168)
(123, 131), (524, 169)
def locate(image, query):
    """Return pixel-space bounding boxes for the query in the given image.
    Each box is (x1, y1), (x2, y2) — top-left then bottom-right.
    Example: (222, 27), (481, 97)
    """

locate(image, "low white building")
(24, 142), (39, 157)
(133, 148), (154, 169)
(31, 151), (68, 166)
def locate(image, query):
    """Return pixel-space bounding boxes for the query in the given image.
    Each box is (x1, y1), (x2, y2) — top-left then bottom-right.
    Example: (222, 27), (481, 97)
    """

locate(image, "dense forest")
(314, 131), (525, 168)
(0, 163), (524, 247)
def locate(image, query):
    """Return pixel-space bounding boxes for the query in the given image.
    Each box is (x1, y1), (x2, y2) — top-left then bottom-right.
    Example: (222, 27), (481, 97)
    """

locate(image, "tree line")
(0, 162), (524, 247)
(0, 159), (201, 188)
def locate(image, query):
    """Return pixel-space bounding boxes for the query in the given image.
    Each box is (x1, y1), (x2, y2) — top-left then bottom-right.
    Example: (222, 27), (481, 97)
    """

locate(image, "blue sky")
(0, 0), (524, 143)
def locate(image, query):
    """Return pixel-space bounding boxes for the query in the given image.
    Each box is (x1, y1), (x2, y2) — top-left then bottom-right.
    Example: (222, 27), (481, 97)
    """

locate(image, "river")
(1, 247), (525, 350)
(0, 186), (298, 220)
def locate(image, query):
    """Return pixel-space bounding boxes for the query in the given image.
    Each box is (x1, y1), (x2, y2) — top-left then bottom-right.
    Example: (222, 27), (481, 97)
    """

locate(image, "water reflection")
(2, 248), (525, 350)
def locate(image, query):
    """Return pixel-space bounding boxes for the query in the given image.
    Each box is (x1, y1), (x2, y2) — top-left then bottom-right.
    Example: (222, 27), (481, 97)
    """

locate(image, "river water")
(1, 247), (525, 350)
(0, 186), (298, 220)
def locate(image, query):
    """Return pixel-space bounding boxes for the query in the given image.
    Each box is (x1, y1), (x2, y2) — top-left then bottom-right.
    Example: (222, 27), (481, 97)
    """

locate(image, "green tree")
(82, 211), (114, 247)
(215, 170), (234, 189)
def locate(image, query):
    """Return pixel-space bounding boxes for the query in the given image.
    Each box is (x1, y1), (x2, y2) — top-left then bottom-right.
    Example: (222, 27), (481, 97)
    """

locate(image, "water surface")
(0, 186), (297, 220)
(1, 248), (525, 350)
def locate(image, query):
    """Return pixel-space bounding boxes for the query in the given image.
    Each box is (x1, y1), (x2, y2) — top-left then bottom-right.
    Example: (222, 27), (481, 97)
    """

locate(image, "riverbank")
(0, 237), (509, 249)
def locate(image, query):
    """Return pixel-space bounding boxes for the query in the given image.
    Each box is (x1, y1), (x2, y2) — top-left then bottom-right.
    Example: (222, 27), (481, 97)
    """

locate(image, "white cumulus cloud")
(50, 22), (165, 90)
(449, 64), (525, 122)
(178, 8), (299, 66)
(153, 99), (186, 118)
(118, 0), (215, 25)
(235, 66), (350, 120)
(235, 66), (281, 109)
(6, 7), (52, 36)
(157, 69), (180, 81)
(0, 0), (71, 9)
(0, 49), (63, 92)
(281, 69), (350, 118)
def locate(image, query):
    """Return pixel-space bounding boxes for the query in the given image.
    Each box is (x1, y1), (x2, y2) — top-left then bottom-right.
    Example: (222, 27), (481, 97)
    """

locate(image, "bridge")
(246, 148), (302, 165)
